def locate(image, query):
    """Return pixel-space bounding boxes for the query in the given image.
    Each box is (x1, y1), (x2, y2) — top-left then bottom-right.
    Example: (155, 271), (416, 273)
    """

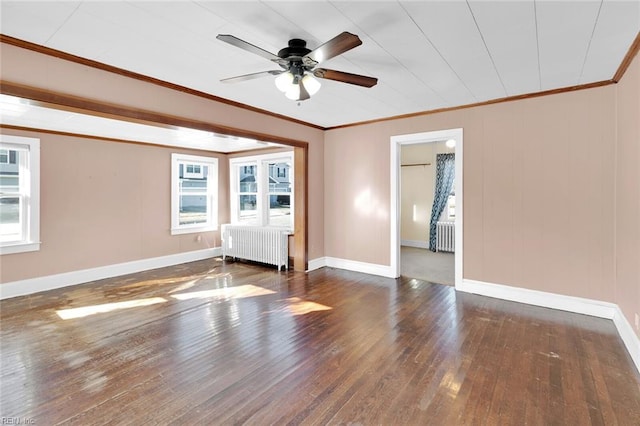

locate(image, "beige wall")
(615, 52), (640, 338)
(400, 141), (454, 243)
(0, 42), (324, 283)
(0, 129), (229, 283)
(325, 85), (617, 303)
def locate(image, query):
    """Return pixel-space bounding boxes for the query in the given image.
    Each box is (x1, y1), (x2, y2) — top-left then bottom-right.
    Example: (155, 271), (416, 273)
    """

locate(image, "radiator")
(436, 221), (455, 252)
(221, 224), (290, 270)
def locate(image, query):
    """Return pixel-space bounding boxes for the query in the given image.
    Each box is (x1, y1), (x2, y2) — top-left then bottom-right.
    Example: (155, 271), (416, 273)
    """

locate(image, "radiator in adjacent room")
(221, 224), (290, 270)
(436, 221), (455, 252)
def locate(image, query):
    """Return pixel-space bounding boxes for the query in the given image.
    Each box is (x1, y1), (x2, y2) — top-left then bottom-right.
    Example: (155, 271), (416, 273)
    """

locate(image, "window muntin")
(171, 153), (218, 235)
(230, 153), (293, 229)
(0, 135), (40, 255)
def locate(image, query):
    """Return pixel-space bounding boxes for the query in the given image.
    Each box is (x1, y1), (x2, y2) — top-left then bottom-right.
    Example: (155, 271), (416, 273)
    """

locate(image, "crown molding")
(325, 79), (613, 130)
(613, 31), (640, 83)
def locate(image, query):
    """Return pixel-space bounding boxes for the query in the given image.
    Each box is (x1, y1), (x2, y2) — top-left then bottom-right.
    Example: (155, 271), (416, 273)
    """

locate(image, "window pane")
(0, 196), (21, 243)
(239, 195), (257, 223)
(447, 195), (456, 219)
(179, 161), (208, 225)
(179, 195), (207, 225)
(181, 180), (207, 192)
(269, 194), (291, 226)
(238, 165), (257, 192)
(0, 149), (22, 243)
(268, 162), (291, 193)
(240, 181), (257, 193)
(0, 151), (20, 190)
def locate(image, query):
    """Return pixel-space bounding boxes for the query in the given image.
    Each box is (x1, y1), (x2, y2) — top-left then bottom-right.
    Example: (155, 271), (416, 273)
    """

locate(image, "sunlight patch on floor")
(168, 272), (231, 294)
(56, 297), (167, 320)
(120, 268), (224, 291)
(282, 297), (332, 316)
(171, 284), (276, 301)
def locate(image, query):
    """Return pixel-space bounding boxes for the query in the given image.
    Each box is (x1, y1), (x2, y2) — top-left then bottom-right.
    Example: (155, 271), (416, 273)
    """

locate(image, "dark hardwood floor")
(1, 258), (639, 425)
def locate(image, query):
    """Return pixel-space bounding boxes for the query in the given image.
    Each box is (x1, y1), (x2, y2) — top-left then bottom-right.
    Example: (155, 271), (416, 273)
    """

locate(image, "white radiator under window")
(221, 224), (290, 270)
(436, 221), (455, 253)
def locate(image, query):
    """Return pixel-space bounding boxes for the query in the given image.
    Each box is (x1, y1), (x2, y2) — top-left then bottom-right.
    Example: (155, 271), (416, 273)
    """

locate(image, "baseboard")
(613, 306), (640, 374)
(324, 257), (395, 278)
(459, 278), (640, 374)
(307, 257), (327, 272)
(0, 247), (222, 300)
(458, 279), (617, 318)
(401, 239), (429, 249)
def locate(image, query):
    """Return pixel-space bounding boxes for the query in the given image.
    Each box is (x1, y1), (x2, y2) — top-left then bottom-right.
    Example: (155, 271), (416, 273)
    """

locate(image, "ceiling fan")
(216, 32), (378, 101)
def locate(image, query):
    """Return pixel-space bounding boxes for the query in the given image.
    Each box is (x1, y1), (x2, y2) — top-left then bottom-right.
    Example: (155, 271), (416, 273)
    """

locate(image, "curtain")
(428, 153), (455, 251)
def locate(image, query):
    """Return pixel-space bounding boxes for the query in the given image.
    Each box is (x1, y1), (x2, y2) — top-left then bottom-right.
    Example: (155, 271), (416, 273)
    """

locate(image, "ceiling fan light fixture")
(302, 73), (321, 96)
(285, 83), (301, 100)
(275, 71), (294, 92)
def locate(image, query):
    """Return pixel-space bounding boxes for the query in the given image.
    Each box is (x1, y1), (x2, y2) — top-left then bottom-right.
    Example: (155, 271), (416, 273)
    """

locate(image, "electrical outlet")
(635, 313), (640, 330)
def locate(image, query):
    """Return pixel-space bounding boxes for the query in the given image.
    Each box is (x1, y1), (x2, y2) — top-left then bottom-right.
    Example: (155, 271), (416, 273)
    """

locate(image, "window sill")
(0, 241), (41, 255)
(171, 226), (218, 236)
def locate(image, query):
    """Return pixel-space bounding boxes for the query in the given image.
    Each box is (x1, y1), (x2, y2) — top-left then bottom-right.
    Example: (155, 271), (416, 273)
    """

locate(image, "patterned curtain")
(428, 153), (455, 251)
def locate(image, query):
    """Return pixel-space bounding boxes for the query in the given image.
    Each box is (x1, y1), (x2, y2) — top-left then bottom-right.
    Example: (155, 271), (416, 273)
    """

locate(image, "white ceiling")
(0, 94), (281, 152)
(1, 1), (639, 129)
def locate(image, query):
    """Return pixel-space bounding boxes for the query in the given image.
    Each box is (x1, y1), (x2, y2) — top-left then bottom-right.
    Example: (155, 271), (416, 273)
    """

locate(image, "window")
(446, 194), (456, 220)
(237, 161), (258, 224)
(171, 153), (218, 235)
(0, 135), (40, 255)
(184, 164), (203, 179)
(268, 161), (292, 227)
(230, 152), (293, 229)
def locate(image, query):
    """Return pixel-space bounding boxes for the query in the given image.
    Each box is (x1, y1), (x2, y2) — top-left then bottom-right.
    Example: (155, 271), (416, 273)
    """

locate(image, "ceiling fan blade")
(313, 68), (378, 88)
(221, 70), (284, 83)
(217, 34), (287, 66)
(302, 32), (362, 67)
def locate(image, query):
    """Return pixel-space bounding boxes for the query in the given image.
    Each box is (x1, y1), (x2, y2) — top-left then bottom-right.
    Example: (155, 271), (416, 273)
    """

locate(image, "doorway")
(390, 128), (463, 289)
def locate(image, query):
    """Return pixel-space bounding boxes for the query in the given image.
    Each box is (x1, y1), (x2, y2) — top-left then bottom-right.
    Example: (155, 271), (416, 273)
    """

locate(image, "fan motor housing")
(278, 39), (311, 60)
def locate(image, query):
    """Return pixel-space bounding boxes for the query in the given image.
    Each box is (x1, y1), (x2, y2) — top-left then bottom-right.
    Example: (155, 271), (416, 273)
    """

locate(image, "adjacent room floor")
(1, 259), (639, 424)
(401, 245), (454, 286)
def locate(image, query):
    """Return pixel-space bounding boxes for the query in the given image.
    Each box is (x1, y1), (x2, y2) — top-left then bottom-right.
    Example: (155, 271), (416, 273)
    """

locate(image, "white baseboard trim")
(459, 278), (640, 374)
(401, 239), (429, 249)
(0, 247), (222, 300)
(324, 257), (395, 278)
(458, 279), (617, 318)
(307, 257), (327, 272)
(613, 306), (640, 374)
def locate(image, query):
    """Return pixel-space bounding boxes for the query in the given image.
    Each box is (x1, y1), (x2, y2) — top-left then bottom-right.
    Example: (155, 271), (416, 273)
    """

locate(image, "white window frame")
(171, 153), (218, 235)
(229, 152), (294, 230)
(0, 135), (40, 255)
